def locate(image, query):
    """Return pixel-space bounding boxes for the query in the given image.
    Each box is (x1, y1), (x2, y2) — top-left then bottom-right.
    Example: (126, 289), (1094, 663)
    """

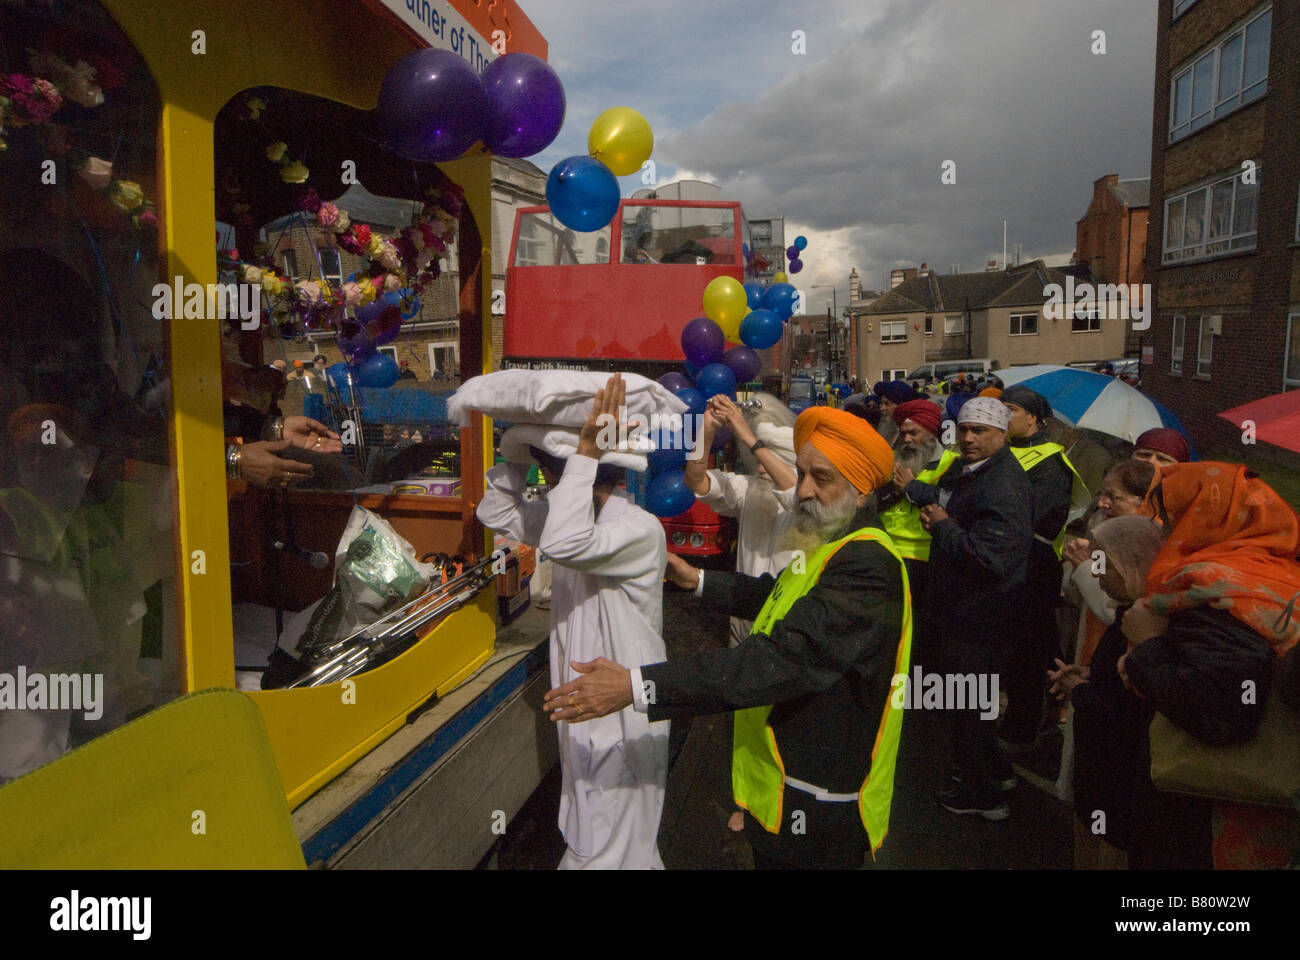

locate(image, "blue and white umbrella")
(994, 364), (1196, 453)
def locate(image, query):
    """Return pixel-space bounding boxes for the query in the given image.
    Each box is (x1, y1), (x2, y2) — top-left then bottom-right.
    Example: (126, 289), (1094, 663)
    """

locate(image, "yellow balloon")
(703, 277), (748, 336)
(773, 271), (788, 284)
(588, 107), (654, 177)
(718, 306), (749, 342)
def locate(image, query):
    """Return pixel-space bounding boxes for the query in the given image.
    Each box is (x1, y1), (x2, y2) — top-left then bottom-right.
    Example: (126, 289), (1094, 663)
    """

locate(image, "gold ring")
(568, 692), (577, 704)
(575, 703), (583, 716)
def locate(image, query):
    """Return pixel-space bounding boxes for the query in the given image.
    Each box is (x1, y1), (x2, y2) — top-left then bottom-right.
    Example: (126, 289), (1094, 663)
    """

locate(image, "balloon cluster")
(378, 49), (565, 162)
(643, 272), (798, 518)
(784, 234), (808, 276)
(547, 107), (654, 233)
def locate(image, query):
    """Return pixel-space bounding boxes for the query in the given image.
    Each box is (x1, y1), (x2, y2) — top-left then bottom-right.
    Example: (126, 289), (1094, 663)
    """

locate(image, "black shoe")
(935, 784), (1010, 821)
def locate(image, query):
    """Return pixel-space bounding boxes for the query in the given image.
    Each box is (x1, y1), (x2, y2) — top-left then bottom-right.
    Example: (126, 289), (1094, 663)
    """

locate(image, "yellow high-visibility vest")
(878, 449), (959, 562)
(732, 527), (911, 855)
(1010, 442), (1088, 558)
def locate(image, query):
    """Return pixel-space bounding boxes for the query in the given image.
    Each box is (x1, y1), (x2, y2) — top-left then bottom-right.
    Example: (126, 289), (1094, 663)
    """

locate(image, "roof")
(1108, 178), (1150, 208)
(859, 259), (1078, 314)
(492, 155), (548, 180)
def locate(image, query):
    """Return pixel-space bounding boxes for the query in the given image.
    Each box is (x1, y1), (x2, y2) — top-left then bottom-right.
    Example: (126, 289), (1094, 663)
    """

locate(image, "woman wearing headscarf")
(1047, 516), (1166, 868)
(1120, 462), (1300, 868)
(1131, 427), (1191, 467)
(875, 380), (921, 447)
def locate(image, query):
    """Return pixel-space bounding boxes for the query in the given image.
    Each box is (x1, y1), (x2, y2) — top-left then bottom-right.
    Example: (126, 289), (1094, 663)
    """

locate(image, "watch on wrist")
(749, 438), (767, 454)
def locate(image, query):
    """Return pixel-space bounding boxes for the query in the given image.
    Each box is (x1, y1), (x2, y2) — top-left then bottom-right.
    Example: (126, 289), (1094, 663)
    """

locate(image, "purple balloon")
(722, 345), (761, 383)
(481, 53), (566, 158)
(680, 316), (725, 368)
(356, 351), (400, 388)
(788, 258), (804, 274)
(786, 245), (799, 261)
(710, 425), (733, 453)
(696, 362), (737, 400)
(357, 300), (403, 346)
(338, 318), (376, 361)
(379, 48), (488, 162)
(659, 371), (693, 392)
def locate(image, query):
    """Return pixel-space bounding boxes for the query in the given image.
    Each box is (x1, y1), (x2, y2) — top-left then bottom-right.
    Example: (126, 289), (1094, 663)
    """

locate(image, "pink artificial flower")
(342, 282), (362, 306)
(316, 202), (340, 229)
(79, 156), (113, 190)
(383, 273), (402, 292)
(138, 208), (158, 228)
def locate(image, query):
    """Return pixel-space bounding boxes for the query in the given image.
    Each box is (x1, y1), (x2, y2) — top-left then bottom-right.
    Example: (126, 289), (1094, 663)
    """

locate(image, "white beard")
(895, 437), (942, 475)
(780, 487), (861, 555)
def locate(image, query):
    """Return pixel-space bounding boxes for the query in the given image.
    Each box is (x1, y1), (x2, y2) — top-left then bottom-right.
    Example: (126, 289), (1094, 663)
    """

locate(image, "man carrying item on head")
(544, 408), (911, 869)
(476, 374), (670, 869)
(920, 396), (1034, 820)
(997, 385), (1085, 752)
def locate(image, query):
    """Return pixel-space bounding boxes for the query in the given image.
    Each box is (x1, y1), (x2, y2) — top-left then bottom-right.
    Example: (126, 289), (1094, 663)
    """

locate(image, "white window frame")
(880, 320), (907, 344)
(879, 368), (908, 382)
(1295, 180), (1300, 243)
(1071, 310), (1102, 333)
(924, 315), (933, 336)
(317, 248), (345, 288)
(378, 345), (399, 363)
(1171, 315), (1186, 374)
(1286, 312), (1300, 391)
(943, 314), (965, 336)
(1196, 315), (1213, 377)
(1163, 168), (1258, 264)
(428, 340), (459, 378)
(1173, 0), (1199, 18)
(1009, 312), (1038, 336)
(1168, 6), (1270, 143)
(281, 249), (298, 280)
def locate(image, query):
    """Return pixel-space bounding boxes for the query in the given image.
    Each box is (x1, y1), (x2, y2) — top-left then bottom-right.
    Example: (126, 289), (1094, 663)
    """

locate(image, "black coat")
(925, 443), (1034, 641)
(642, 510), (906, 794)
(1009, 431), (1074, 581)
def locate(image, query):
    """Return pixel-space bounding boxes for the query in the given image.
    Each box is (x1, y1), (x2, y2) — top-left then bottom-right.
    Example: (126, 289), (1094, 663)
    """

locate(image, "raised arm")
(477, 461), (547, 548)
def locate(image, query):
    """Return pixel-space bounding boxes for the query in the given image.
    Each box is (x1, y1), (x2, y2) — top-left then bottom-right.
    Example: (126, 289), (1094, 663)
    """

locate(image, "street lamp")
(812, 284), (837, 382)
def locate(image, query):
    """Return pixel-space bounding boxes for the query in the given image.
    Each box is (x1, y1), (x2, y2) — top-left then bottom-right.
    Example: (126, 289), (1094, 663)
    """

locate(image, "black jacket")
(1009, 431), (1073, 578)
(643, 510), (906, 794)
(1125, 605), (1275, 745)
(926, 443), (1034, 638)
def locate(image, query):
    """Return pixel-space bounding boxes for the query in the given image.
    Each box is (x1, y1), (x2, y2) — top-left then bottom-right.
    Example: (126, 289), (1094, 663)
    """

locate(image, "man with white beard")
(544, 408), (912, 869)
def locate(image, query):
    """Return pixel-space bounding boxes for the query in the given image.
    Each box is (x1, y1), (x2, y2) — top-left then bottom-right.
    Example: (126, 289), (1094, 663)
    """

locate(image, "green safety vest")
(1010, 442), (1088, 559)
(878, 449), (959, 562)
(732, 527), (912, 855)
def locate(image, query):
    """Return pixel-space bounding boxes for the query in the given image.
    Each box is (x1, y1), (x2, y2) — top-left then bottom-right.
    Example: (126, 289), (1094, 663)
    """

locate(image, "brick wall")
(1145, 0), (1300, 452)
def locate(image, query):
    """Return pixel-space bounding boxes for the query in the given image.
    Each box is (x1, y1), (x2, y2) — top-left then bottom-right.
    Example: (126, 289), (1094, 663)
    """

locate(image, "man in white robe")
(476, 375), (669, 869)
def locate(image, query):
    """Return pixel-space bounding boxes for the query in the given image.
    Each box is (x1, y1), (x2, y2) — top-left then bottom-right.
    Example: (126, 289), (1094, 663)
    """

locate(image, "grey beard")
(781, 488), (860, 554)
(895, 438), (942, 475)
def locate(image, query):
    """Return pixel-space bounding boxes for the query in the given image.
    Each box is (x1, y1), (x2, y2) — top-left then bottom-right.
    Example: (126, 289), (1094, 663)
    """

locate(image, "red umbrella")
(1217, 390), (1300, 453)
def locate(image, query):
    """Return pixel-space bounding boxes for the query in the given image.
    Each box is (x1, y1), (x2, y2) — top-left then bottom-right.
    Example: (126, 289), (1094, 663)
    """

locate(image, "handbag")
(1149, 678), (1300, 808)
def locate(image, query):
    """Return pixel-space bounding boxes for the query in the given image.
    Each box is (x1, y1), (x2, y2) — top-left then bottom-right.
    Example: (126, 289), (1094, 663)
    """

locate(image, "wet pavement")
(487, 586), (1073, 869)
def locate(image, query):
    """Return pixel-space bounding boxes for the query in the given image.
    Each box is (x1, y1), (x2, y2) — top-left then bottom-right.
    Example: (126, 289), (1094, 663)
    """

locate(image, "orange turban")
(793, 407), (893, 494)
(978, 387), (1002, 398)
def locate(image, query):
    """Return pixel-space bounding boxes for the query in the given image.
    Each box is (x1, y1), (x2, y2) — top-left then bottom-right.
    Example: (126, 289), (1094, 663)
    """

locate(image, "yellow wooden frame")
(99, 0), (502, 806)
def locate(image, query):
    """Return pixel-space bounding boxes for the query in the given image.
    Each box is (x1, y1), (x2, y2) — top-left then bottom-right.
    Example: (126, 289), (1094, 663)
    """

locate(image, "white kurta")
(697, 470), (795, 646)
(477, 458), (670, 869)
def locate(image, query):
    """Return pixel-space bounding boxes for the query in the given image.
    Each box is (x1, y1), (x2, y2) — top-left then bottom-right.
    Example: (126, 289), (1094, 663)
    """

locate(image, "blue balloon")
(326, 362), (354, 394)
(384, 288), (422, 319)
(741, 242), (751, 258)
(647, 428), (687, 474)
(684, 360), (702, 381)
(740, 309), (783, 351)
(793, 235), (807, 251)
(675, 387), (706, 417)
(695, 362), (737, 400)
(338, 320), (377, 361)
(762, 283), (799, 322)
(743, 282), (766, 311)
(546, 155), (620, 232)
(646, 470), (695, 518)
(355, 351), (400, 388)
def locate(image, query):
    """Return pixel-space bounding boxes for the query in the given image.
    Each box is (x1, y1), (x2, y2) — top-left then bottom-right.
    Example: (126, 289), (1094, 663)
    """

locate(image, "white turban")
(956, 396), (1010, 431)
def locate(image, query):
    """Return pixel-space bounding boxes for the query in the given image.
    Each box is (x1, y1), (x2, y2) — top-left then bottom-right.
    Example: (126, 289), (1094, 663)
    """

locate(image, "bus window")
(622, 205), (736, 265)
(1, 0), (178, 784)
(513, 211), (610, 267)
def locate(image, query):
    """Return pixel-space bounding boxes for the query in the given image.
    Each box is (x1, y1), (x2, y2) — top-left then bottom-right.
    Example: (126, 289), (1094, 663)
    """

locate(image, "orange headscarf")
(793, 407), (893, 494)
(1145, 462), (1300, 656)
(977, 387), (1002, 399)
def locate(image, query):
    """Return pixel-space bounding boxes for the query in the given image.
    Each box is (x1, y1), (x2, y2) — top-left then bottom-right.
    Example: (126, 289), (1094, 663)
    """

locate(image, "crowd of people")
(472, 370), (1300, 870)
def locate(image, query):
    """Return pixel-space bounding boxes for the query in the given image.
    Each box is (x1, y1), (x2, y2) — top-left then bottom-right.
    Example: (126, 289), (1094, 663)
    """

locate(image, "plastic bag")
(298, 507), (438, 662)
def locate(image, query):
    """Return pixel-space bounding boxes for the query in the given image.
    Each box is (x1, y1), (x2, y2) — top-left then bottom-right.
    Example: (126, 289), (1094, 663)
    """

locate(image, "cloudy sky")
(522, 0), (1157, 315)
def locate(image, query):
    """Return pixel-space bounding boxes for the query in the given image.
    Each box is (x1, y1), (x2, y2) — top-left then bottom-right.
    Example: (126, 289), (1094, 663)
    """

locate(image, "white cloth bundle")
(448, 370), (688, 428)
(755, 424), (796, 464)
(498, 423), (651, 472)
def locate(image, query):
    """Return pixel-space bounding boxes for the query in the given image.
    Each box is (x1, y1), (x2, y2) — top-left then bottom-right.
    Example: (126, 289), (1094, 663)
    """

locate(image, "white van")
(905, 358), (1000, 383)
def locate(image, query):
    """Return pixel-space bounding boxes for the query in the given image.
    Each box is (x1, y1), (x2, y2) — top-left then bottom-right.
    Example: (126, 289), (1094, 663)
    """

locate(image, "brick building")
(1143, 0), (1299, 456)
(1075, 174), (1150, 355)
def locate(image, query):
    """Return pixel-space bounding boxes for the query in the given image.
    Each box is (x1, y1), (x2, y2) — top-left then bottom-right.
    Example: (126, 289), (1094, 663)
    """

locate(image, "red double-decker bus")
(504, 198), (750, 558)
